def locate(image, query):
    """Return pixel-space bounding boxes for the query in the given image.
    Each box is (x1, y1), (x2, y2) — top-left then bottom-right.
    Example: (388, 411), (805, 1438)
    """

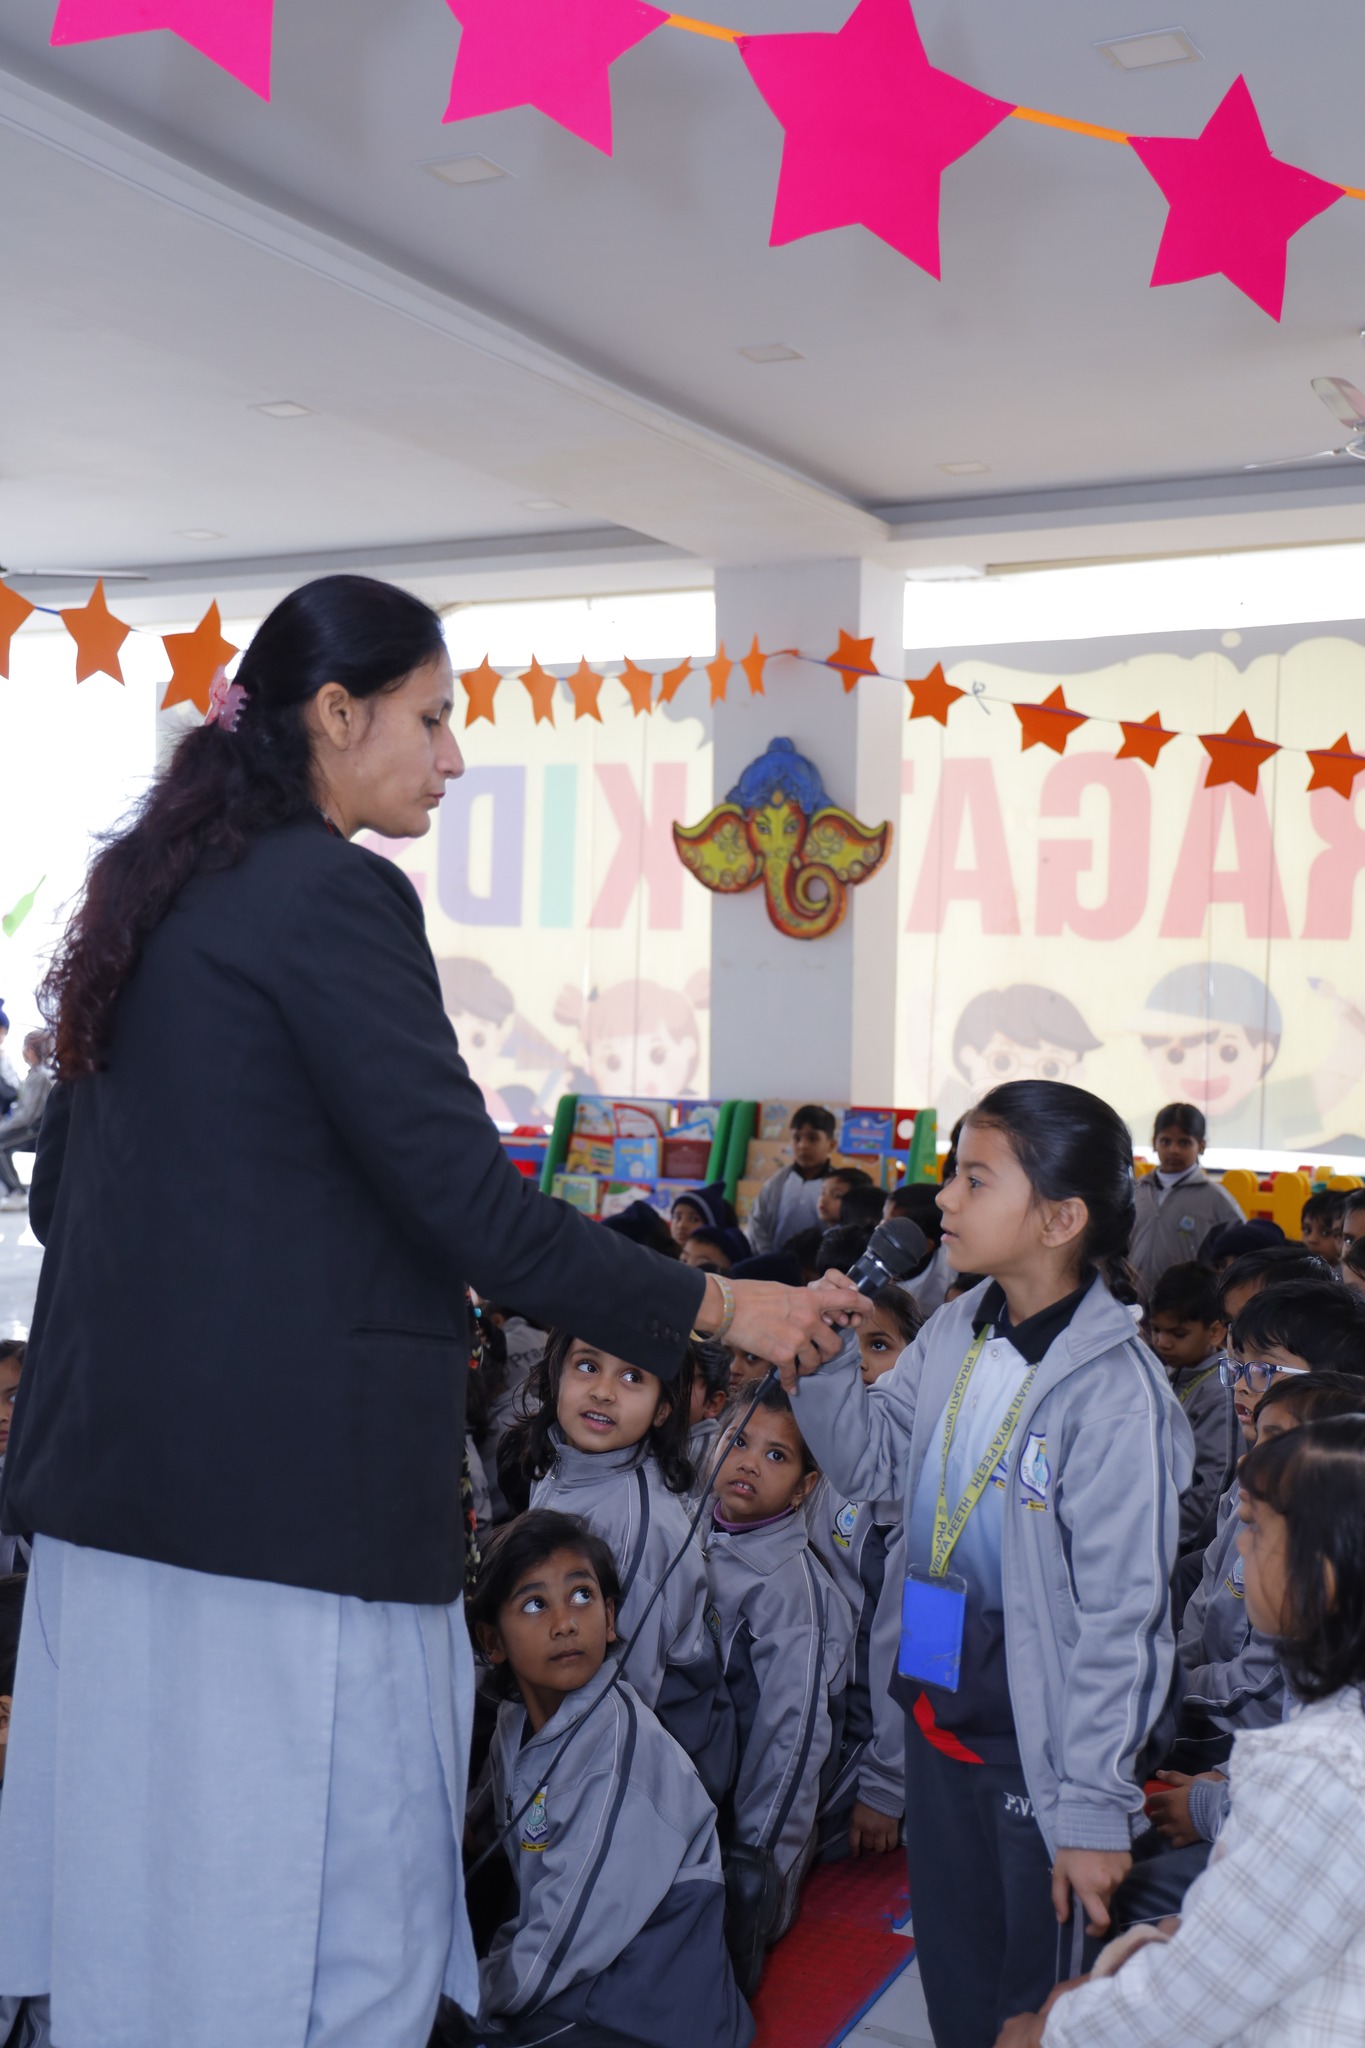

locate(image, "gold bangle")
(693, 1272), (736, 1345)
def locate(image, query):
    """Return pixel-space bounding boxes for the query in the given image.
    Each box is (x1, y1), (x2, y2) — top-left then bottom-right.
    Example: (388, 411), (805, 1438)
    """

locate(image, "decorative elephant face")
(673, 741), (892, 941)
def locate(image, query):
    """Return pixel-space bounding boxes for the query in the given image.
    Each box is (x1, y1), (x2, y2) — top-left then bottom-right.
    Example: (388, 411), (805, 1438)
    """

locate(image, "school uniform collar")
(705, 1505), (810, 1571)
(505, 1655), (626, 1763)
(1154, 1165), (1204, 1189)
(972, 1279), (1090, 1366)
(549, 1429), (646, 1486)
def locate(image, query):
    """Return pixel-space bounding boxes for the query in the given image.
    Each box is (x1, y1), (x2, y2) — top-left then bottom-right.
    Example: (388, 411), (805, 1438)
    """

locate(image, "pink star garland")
(443, 0), (669, 156)
(737, 0), (1014, 276)
(50, 0), (274, 98)
(1129, 76), (1343, 321)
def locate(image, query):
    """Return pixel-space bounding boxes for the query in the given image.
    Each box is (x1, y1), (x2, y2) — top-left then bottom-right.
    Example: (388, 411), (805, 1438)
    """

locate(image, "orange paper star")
(741, 635), (768, 696)
(1306, 732), (1365, 797)
(826, 629), (877, 693)
(906, 662), (963, 725)
(707, 643), (733, 705)
(160, 602), (239, 714)
(569, 658), (604, 722)
(461, 656), (502, 727)
(520, 657), (557, 725)
(659, 657), (692, 705)
(61, 578), (131, 684)
(0, 584), (34, 679)
(1199, 711), (1279, 794)
(1116, 712), (1180, 767)
(619, 658), (654, 716)
(1016, 686), (1087, 755)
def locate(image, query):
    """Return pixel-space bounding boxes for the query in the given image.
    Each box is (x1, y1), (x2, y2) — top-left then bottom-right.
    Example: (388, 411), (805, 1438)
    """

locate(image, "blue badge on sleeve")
(899, 1565), (967, 1693)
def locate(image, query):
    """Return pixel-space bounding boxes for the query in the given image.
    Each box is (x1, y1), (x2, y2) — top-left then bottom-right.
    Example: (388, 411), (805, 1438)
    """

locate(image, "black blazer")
(0, 818), (703, 1603)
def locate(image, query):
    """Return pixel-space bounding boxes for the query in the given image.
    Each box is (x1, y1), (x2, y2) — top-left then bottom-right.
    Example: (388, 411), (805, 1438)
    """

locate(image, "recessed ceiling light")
(521, 498), (566, 512)
(253, 400), (311, 419)
(177, 528), (224, 541)
(425, 154), (510, 186)
(738, 342), (804, 364)
(939, 460), (989, 476)
(1096, 27), (1201, 69)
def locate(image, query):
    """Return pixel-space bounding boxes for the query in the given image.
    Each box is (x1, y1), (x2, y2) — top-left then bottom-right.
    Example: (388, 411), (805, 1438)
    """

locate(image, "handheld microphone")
(845, 1215), (930, 1296)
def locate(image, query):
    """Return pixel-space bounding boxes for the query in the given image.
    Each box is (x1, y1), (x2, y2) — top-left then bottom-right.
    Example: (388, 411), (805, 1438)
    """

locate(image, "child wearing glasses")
(1174, 1281), (1365, 1765)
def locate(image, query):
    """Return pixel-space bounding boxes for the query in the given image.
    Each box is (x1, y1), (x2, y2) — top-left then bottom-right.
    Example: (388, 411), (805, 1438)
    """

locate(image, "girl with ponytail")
(788, 1080), (1192, 2048)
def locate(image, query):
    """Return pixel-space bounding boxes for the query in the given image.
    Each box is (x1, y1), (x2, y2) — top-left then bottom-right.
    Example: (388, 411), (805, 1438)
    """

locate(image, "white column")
(707, 559), (904, 1103)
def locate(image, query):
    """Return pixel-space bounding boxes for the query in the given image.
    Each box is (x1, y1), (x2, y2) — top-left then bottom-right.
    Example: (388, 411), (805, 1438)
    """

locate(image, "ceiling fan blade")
(1311, 376), (1365, 430)
(1242, 448), (1344, 470)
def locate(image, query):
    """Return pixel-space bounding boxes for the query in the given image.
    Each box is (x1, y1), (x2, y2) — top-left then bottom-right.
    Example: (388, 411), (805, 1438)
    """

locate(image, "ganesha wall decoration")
(673, 736), (892, 941)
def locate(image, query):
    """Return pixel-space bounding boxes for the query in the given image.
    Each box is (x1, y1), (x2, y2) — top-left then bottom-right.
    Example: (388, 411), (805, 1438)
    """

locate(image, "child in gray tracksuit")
(510, 1328), (736, 1805)
(793, 1081), (1192, 2048)
(816, 1493), (906, 1855)
(469, 1510), (752, 2048)
(703, 1385), (853, 1996)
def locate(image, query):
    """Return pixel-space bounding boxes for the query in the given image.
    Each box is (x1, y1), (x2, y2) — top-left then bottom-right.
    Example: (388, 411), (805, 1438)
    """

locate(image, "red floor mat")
(751, 1856), (914, 2048)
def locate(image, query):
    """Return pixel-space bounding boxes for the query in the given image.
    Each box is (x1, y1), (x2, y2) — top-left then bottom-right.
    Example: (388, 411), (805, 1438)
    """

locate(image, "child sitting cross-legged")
(467, 1511), (753, 2048)
(506, 1331), (735, 1804)
(1147, 1262), (1236, 1557)
(703, 1385), (853, 1996)
(998, 1414), (1365, 2048)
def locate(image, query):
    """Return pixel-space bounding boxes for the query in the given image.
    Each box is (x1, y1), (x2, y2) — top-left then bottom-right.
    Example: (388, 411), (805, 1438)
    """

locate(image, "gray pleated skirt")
(0, 1535), (478, 2048)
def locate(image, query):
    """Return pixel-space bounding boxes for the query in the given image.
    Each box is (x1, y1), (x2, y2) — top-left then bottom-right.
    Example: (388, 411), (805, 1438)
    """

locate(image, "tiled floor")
(839, 1918), (936, 2048)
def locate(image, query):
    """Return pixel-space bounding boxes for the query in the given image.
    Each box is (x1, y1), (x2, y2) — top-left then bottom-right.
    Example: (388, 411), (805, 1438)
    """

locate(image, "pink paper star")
(443, 0), (668, 156)
(1129, 76), (1342, 321)
(737, 0), (1014, 275)
(50, 0), (274, 98)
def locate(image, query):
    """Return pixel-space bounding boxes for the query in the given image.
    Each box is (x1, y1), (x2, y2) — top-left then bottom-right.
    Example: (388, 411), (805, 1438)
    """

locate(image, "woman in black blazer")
(0, 576), (857, 2048)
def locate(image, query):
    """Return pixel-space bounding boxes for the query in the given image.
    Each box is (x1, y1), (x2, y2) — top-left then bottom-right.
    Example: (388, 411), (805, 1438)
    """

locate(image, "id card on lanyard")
(899, 1326), (1036, 1693)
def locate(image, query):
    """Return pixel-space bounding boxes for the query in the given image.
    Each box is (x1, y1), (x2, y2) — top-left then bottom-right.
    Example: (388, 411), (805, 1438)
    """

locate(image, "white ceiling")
(3, 0), (1365, 604)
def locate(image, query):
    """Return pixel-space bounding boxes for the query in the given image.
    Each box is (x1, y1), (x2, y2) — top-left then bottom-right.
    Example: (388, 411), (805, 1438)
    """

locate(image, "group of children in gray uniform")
(457, 1088), (1365, 2048)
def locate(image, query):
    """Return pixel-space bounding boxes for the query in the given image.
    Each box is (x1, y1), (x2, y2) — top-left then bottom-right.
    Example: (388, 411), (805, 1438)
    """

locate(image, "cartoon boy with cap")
(1138, 962), (1365, 1150)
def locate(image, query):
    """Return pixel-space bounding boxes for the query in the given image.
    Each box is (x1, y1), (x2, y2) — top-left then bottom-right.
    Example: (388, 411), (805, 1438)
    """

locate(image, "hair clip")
(206, 668), (248, 731)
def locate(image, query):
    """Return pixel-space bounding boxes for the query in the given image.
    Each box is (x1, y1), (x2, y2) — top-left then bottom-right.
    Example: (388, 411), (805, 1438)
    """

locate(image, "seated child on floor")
(1146, 1262), (1235, 1555)
(1149, 1368), (1365, 1862)
(817, 1284), (923, 1862)
(506, 1331), (734, 1803)
(468, 1512), (753, 2048)
(1001, 1415), (1365, 2048)
(703, 1386), (853, 1997)
(1175, 1280), (1365, 1763)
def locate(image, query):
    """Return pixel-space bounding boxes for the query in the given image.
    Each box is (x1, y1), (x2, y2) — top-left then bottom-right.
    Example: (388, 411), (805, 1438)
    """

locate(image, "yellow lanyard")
(931, 1326), (1037, 1579)
(1177, 1362), (1221, 1408)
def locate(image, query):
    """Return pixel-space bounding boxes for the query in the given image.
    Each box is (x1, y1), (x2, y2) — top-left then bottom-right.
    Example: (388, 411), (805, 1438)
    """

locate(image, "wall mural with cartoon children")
(372, 668), (716, 1122)
(895, 631), (1365, 1156)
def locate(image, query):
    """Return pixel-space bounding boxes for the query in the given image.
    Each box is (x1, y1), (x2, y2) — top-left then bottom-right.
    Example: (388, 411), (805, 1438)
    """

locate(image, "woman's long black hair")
(1240, 1416), (1365, 1700)
(504, 1328), (697, 1495)
(965, 1079), (1137, 1295)
(42, 574), (446, 1077)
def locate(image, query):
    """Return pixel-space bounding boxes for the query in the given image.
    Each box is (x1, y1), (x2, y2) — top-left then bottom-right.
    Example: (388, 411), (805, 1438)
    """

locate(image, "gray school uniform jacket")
(531, 1436), (736, 1800)
(703, 1510), (854, 1878)
(794, 1279), (1193, 1855)
(818, 1489), (907, 1819)
(747, 1164), (826, 1255)
(1168, 1361), (1238, 1555)
(1129, 1169), (1242, 1291)
(1177, 1481), (1283, 1733)
(482, 1661), (753, 2048)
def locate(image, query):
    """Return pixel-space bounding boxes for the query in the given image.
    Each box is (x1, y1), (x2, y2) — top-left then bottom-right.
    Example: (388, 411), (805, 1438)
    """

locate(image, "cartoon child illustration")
(1137, 962), (1365, 1151)
(436, 956), (567, 1125)
(936, 984), (1102, 1127)
(556, 975), (707, 1102)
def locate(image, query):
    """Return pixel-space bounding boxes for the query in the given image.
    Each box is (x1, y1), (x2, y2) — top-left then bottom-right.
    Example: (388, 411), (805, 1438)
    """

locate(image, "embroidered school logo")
(521, 1786), (550, 1852)
(833, 1501), (859, 1550)
(1018, 1432), (1051, 1510)
(1003, 1791), (1035, 1821)
(1223, 1554), (1245, 1600)
(705, 1603), (722, 1643)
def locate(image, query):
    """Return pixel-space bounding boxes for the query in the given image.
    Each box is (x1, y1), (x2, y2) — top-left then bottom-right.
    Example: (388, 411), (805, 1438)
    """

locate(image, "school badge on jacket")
(833, 1501), (859, 1550)
(520, 1785), (550, 1852)
(1224, 1553), (1246, 1601)
(1018, 1432), (1051, 1511)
